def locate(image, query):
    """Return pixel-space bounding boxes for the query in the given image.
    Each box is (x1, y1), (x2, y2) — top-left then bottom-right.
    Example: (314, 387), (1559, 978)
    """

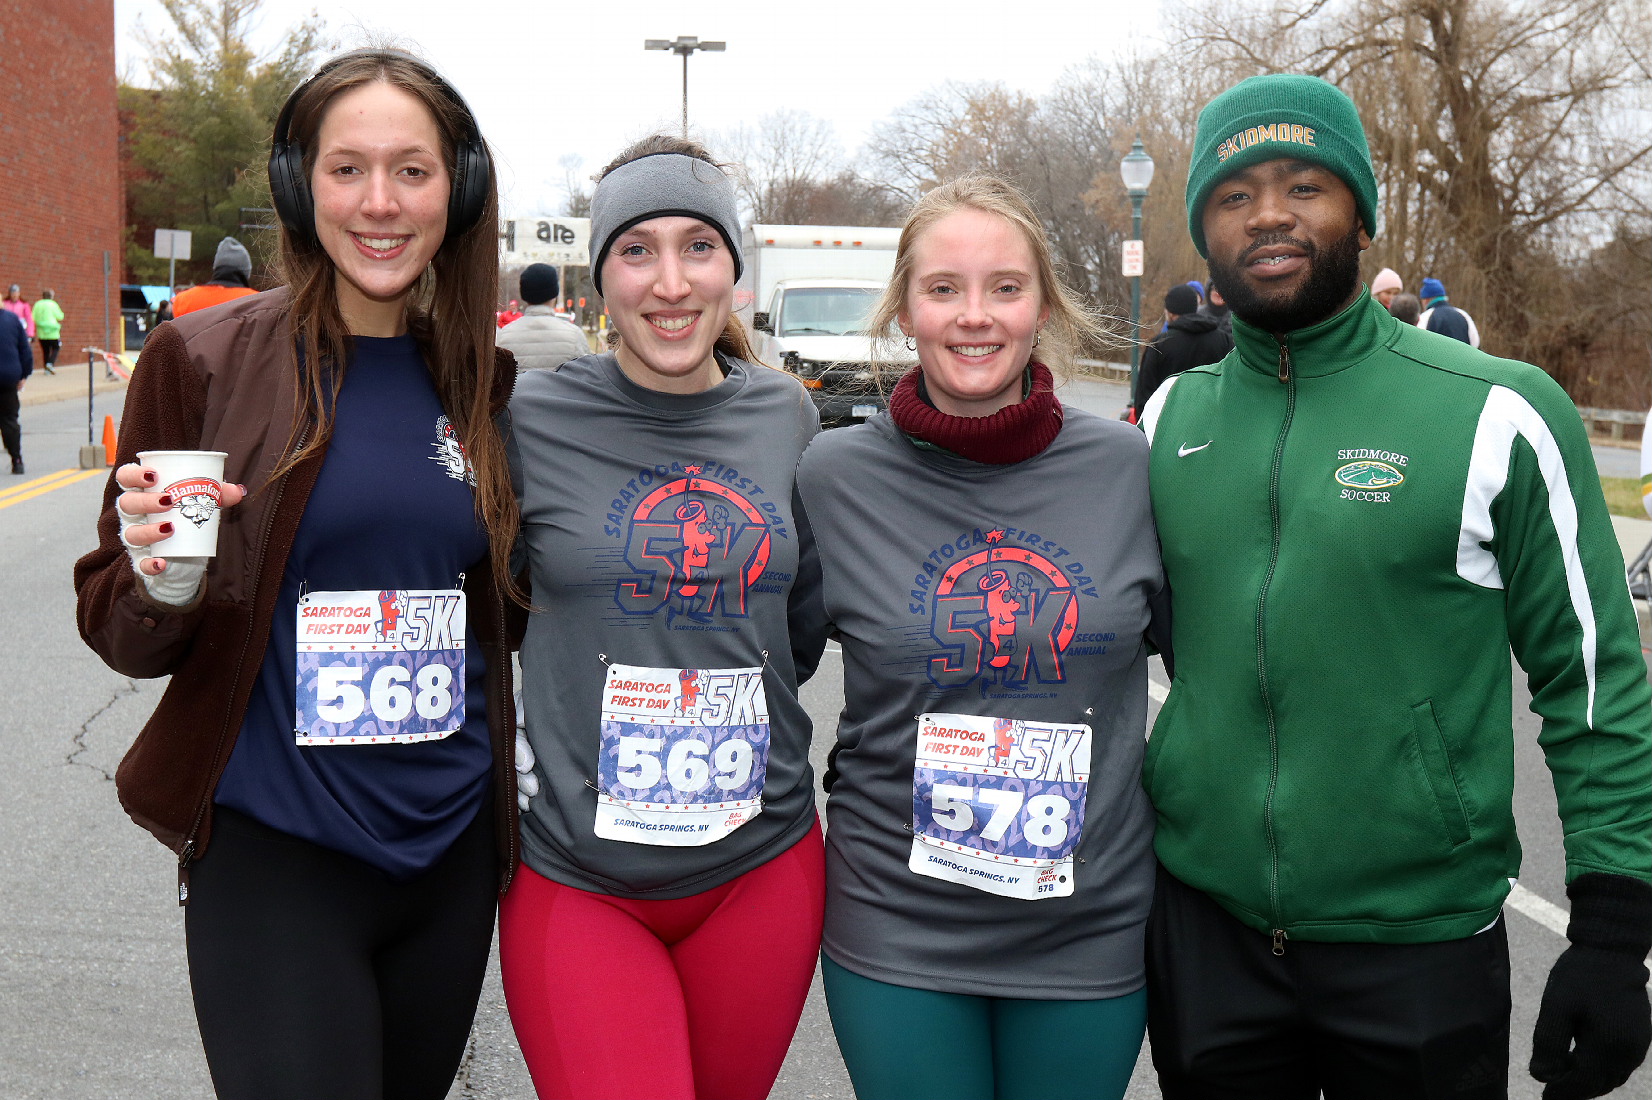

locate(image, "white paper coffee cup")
(138, 450), (230, 558)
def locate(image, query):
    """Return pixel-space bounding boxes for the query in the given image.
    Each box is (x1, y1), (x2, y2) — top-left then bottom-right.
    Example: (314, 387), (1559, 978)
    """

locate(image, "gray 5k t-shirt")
(796, 410), (1167, 999)
(509, 353), (824, 898)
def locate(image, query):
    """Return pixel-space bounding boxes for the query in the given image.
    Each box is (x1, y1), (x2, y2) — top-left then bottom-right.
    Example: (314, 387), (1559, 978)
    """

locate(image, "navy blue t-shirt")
(216, 333), (492, 879)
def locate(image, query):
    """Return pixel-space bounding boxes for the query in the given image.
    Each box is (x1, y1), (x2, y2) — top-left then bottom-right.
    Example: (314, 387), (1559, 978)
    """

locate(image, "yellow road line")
(0, 468), (107, 511)
(0, 468), (83, 501)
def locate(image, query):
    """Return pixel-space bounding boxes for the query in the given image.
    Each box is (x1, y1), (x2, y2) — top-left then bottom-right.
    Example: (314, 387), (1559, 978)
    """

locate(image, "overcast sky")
(115, 0), (1169, 218)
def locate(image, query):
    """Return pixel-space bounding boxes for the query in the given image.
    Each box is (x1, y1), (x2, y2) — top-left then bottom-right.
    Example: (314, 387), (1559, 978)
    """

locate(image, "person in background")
(1158, 279), (1206, 337)
(1200, 280), (1232, 336)
(497, 263), (588, 371)
(172, 237), (258, 317)
(503, 134), (826, 1100)
(495, 299), (522, 328)
(74, 49), (521, 1100)
(1136, 283), (1232, 410)
(3, 284), (35, 340)
(0, 303), (31, 474)
(1386, 291), (1422, 326)
(1419, 276), (1481, 347)
(1371, 266), (1403, 309)
(32, 289), (63, 376)
(1142, 72), (1650, 1099)
(797, 174), (1170, 1100)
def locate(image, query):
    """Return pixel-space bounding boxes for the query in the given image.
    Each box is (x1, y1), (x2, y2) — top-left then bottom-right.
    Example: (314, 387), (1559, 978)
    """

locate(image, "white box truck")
(735, 224), (915, 427)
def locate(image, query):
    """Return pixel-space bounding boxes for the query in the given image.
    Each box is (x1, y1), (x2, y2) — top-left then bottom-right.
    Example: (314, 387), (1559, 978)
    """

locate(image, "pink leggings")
(500, 822), (825, 1100)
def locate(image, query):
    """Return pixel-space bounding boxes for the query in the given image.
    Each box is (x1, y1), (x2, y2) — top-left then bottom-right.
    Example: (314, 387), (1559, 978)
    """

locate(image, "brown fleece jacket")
(73, 289), (521, 886)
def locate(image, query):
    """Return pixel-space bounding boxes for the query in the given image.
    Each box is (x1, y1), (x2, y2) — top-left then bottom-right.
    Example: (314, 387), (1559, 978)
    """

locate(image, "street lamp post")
(644, 36), (726, 137)
(1119, 136), (1155, 410)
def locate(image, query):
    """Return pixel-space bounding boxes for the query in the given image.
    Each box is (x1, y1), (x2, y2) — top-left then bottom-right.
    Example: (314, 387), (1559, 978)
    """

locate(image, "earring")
(1034, 330), (1041, 347)
(904, 335), (917, 351)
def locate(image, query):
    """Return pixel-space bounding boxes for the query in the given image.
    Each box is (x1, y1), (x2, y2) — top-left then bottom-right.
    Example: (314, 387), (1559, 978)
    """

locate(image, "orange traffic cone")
(102, 415), (117, 466)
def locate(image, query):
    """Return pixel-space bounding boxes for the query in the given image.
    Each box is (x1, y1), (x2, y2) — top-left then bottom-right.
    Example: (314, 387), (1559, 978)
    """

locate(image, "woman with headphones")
(74, 50), (518, 1100)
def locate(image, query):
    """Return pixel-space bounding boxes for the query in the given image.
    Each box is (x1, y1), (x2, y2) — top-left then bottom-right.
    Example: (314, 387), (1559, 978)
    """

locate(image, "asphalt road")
(2, 383), (1648, 1099)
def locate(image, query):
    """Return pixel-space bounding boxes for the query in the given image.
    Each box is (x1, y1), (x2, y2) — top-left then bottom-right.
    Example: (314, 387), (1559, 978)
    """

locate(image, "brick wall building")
(0, 0), (121, 363)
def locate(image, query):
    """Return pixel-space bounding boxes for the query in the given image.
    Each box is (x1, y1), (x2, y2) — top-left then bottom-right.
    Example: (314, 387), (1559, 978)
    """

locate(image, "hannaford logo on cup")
(164, 477), (224, 527)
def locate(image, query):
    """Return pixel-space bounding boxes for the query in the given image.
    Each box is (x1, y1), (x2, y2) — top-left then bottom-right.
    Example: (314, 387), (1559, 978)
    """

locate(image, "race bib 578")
(909, 712), (1091, 900)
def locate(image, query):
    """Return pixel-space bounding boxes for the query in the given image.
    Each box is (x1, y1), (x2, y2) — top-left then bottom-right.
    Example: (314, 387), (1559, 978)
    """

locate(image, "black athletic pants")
(0, 383), (19, 461)
(185, 802), (498, 1100)
(1147, 864), (1511, 1100)
(37, 337), (58, 370)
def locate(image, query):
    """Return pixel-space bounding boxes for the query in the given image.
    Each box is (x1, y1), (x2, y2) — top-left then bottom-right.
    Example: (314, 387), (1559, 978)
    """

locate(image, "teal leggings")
(821, 955), (1146, 1100)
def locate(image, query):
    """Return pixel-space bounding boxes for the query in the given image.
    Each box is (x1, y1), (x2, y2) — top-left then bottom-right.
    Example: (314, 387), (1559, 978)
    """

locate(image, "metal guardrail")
(1075, 358), (1131, 383)
(1577, 407), (1646, 442)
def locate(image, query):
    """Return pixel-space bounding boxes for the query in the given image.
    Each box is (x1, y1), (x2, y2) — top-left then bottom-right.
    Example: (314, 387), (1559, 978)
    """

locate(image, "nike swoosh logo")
(1178, 442), (1213, 457)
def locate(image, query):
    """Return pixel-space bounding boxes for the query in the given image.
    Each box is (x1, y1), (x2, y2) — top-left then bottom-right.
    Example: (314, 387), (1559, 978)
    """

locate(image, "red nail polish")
(142, 470), (157, 485)
(157, 494), (173, 508)
(159, 522), (174, 535)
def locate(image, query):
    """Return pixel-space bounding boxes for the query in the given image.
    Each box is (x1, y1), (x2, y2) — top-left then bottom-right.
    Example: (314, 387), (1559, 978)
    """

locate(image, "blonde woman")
(796, 175), (1169, 1100)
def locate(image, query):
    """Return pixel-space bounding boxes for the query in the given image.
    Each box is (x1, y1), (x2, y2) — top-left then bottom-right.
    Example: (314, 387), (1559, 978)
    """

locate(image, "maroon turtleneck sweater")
(886, 362), (1064, 464)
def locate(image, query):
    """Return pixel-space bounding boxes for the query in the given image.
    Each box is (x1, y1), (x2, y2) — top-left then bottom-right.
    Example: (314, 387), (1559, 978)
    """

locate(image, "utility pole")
(644, 36), (726, 136)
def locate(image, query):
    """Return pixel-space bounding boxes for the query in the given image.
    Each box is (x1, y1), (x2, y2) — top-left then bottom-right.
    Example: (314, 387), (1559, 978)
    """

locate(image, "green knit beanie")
(1185, 73), (1379, 258)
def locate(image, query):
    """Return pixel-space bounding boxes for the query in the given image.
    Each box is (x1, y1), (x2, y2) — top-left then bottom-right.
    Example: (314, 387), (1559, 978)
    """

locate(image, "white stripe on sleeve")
(1457, 385), (1597, 724)
(1139, 373), (1181, 446)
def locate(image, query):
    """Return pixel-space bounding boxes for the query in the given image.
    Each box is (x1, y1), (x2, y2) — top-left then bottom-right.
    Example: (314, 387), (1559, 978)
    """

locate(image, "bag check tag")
(594, 663), (770, 846)
(293, 589), (466, 746)
(908, 712), (1091, 900)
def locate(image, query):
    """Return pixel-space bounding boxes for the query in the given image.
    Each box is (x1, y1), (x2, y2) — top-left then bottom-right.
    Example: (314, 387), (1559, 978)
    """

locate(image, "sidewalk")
(19, 351), (132, 408)
(1612, 514), (1652, 639)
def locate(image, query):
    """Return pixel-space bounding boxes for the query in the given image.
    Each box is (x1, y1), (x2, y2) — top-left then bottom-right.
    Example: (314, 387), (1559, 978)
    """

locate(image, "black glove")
(1530, 873), (1652, 1100)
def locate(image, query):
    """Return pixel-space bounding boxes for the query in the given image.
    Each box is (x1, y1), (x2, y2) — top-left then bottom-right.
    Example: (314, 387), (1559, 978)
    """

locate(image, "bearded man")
(1139, 73), (1652, 1100)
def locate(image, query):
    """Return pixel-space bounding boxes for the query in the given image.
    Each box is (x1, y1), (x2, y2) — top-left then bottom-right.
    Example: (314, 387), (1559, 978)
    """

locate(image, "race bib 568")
(294, 589), (466, 746)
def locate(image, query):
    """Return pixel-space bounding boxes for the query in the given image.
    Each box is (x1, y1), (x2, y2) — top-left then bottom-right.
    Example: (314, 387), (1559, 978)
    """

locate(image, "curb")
(21, 376), (129, 408)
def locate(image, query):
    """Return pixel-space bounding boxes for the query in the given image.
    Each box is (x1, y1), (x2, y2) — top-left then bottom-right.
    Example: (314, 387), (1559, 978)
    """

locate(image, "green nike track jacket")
(1140, 289), (1652, 945)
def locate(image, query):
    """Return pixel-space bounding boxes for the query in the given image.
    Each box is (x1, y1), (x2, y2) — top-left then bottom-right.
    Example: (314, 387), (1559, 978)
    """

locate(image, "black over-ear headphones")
(268, 49), (492, 245)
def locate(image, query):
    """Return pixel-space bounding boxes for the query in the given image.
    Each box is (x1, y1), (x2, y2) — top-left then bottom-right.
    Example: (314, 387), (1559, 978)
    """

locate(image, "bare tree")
(722, 110), (842, 223)
(865, 83), (1042, 200)
(1174, 0), (1652, 392)
(866, 77), (1142, 339)
(558, 153), (591, 218)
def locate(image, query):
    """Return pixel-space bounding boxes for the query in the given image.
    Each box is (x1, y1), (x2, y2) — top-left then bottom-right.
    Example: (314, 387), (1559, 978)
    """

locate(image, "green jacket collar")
(1230, 287), (1398, 380)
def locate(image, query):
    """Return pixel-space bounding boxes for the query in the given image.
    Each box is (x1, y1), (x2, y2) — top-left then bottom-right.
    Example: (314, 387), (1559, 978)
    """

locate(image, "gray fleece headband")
(588, 153), (744, 294)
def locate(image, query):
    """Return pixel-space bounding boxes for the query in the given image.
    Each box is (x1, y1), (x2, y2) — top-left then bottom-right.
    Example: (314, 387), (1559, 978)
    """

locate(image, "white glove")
(514, 729), (541, 814)
(118, 501), (207, 607)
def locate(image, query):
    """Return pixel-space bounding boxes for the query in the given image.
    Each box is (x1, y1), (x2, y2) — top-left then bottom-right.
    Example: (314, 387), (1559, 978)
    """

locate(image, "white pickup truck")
(735, 225), (915, 427)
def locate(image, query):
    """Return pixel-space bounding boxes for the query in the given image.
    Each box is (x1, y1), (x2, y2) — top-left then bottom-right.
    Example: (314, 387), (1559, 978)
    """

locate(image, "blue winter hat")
(1186, 280), (1205, 299)
(1420, 277), (1447, 301)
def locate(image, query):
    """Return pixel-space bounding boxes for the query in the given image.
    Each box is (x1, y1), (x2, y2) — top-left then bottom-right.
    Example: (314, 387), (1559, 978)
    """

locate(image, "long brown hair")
(595, 134), (759, 364)
(271, 51), (518, 601)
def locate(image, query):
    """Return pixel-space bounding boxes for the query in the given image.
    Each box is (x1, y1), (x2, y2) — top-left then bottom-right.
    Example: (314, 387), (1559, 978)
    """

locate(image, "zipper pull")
(1272, 928), (1287, 956)
(177, 841), (195, 907)
(1277, 342), (1292, 384)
